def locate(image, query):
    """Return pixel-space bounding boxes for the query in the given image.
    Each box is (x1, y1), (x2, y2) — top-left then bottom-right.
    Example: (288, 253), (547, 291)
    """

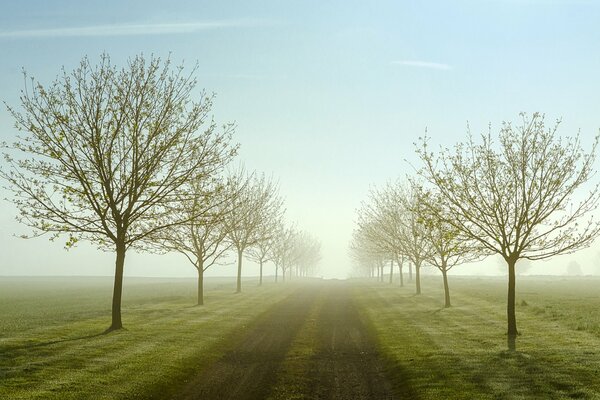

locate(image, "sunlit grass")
(0, 276), (294, 400)
(267, 290), (322, 400)
(355, 275), (600, 399)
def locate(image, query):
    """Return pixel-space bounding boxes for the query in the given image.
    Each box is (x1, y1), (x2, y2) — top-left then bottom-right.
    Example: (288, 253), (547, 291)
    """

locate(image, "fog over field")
(3, 2), (600, 399)
(1, 1), (600, 280)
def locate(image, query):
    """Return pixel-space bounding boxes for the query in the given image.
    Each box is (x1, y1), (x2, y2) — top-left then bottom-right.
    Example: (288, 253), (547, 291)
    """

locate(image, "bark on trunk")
(442, 268), (451, 308)
(197, 266), (204, 306)
(107, 240), (126, 332)
(236, 248), (243, 293)
(415, 260), (421, 295)
(259, 260), (263, 286)
(507, 258), (518, 347)
(389, 259), (394, 284)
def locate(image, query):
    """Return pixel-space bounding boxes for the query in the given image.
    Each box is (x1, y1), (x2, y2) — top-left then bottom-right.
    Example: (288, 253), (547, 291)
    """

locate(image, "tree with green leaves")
(1, 54), (235, 331)
(417, 112), (600, 347)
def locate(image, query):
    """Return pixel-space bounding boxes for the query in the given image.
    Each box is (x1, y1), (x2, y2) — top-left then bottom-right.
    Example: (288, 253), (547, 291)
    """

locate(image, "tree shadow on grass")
(0, 331), (107, 354)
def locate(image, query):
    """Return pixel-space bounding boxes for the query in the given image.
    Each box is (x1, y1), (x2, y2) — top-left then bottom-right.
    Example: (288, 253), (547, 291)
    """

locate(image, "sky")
(1, 0), (600, 279)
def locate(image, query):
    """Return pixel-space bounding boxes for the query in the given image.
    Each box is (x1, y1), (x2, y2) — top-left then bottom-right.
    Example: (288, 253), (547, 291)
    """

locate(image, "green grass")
(0, 276), (296, 399)
(267, 289), (322, 400)
(354, 275), (600, 400)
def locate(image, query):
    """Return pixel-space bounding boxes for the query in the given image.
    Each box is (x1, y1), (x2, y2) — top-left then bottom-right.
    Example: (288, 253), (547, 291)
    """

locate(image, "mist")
(2, 1), (600, 399)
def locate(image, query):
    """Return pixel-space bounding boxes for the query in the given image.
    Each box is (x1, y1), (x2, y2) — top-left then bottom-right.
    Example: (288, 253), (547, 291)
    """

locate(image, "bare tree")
(152, 176), (235, 305)
(224, 170), (283, 293)
(270, 223), (297, 282)
(291, 231), (322, 278)
(1, 54), (236, 331)
(247, 216), (280, 286)
(417, 189), (483, 307)
(355, 185), (406, 285)
(417, 112), (600, 346)
(396, 182), (435, 294)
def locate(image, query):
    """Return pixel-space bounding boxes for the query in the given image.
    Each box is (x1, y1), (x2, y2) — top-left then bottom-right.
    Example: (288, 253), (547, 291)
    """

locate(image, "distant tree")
(393, 181), (434, 294)
(224, 170), (283, 293)
(270, 224), (297, 282)
(247, 216), (280, 286)
(350, 221), (389, 281)
(417, 112), (600, 346)
(356, 184), (407, 285)
(349, 227), (380, 278)
(417, 189), (483, 307)
(1, 54), (236, 331)
(291, 231), (322, 278)
(152, 176), (235, 305)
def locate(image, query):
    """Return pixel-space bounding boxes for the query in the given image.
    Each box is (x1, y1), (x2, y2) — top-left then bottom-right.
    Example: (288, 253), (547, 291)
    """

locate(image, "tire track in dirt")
(305, 282), (411, 400)
(172, 286), (320, 400)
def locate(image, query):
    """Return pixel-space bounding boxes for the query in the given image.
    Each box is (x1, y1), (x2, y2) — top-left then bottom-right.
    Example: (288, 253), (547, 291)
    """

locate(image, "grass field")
(355, 274), (600, 399)
(3, 275), (600, 399)
(0, 276), (295, 399)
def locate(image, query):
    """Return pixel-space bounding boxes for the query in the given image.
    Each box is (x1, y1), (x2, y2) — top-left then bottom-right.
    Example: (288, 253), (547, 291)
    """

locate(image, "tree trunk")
(376, 265), (380, 280)
(442, 267), (451, 308)
(408, 262), (413, 281)
(106, 240), (126, 332)
(236, 248), (243, 293)
(389, 259), (394, 284)
(259, 260), (263, 286)
(275, 265), (279, 282)
(282, 268), (286, 282)
(415, 260), (421, 295)
(507, 258), (518, 345)
(398, 258), (404, 287)
(197, 266), (204, 306)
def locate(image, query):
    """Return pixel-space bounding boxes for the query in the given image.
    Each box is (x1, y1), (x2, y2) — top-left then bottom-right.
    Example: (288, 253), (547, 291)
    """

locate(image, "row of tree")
(351, 112), (600, 349)
(0, 54), (321, 332)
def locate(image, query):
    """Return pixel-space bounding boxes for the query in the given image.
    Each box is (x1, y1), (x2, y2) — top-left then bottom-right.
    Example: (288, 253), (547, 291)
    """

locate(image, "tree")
(396, 182), (435, 295)
(224, 170), (283, 293)
(1, 54), (236, 331)
(247, 216), (279, 286)
(350, 221), (389, 281)
(355, 185), (406, 285)
(152, 175), (235, 305)
(417, 112), (600, 346)
(291, 231), (322, 278)
(416, 189), (482, 307)
(270, 223), (297, 282)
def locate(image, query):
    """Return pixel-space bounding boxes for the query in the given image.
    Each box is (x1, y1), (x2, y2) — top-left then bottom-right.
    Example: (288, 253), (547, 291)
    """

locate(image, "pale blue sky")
(1, 0), (600, 278)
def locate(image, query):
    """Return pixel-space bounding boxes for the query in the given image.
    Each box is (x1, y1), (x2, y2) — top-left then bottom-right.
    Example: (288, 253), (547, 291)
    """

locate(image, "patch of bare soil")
(173, 282), (414, 399)
(172, 288), (319, 400)
(305, 283), (401, 400)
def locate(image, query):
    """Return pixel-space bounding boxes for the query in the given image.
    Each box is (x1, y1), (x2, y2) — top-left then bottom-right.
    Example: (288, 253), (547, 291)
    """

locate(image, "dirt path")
(173, 287), (319, 400)
(305, 283), (397, 400)
(173, 282), (407, 399)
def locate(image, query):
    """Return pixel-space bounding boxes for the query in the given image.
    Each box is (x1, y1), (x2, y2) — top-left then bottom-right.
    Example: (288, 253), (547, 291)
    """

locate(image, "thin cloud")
(0, 19), (270, 39)
(391, 60), (452, 70)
